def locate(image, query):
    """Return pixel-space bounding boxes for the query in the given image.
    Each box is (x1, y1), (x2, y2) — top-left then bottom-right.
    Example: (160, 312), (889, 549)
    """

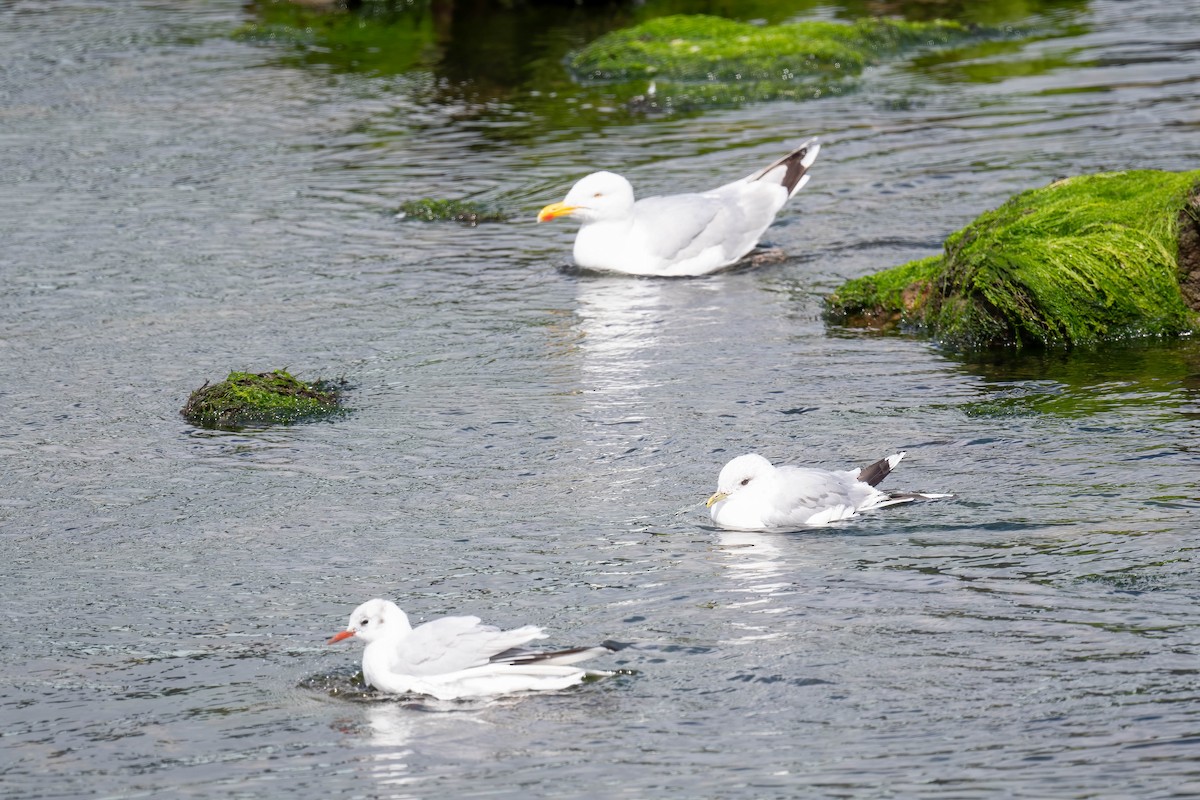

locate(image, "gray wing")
(630, 193), (723, 261)
(390, 616), (546, 676)
(634, 181), (788, 265)
(769, 467), (871, 524)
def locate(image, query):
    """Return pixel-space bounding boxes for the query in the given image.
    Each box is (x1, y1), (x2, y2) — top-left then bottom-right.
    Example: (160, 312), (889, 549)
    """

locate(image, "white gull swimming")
(536, 139), (819, 276)
(706, 451), (951, 531)
(327, 598), (615, 700)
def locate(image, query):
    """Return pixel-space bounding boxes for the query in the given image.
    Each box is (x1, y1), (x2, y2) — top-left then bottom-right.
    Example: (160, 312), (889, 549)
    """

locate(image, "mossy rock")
(571, 15), (977, 82)
(397, 198), (508, 225)
(826, 170), (1200, 350)
(182, 369), (347, 430)
(567, 14), (995, 109)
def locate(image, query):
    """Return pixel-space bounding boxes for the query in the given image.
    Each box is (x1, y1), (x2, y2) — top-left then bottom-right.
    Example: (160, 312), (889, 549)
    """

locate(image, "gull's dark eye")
(593, 192), (602, 198)
(740, 478), (751, 486)
(360, 618), (369, 626)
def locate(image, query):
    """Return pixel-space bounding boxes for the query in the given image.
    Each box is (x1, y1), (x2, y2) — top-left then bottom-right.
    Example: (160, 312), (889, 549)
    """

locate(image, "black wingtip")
(777, 145), (813, 195)
(753, 139), (818, 195)
(857, 456), (895, 487)
(601, 640), (633, 653)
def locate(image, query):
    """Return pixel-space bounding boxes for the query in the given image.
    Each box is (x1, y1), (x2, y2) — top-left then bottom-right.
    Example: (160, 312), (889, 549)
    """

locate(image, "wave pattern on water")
(2, 0), (1200, 797)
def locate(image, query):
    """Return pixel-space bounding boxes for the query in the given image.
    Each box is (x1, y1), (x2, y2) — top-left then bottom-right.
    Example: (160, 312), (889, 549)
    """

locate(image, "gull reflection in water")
(572, 277), (730, 500)
(574, 276), (672, 408)
(362, 703), (421, 798)
(716, 529), (795, 643)
(357, 700), (498, 798)
(574, 275), (735, 404)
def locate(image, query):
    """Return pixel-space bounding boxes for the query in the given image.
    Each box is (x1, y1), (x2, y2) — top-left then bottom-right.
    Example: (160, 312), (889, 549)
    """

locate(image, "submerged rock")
(182, 369), (347, 430)
(396, 198), (508, 225)
(826, 170), (1200, 350)
(568, 14), (995, 109)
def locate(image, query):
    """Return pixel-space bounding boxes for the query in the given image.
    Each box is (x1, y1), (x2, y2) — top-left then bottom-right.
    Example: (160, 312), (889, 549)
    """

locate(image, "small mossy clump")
(567, 14), (991, 108)
(182, 369), (347, 430)
(826, 170), (1200, 350)
(397, 198), (508, 225)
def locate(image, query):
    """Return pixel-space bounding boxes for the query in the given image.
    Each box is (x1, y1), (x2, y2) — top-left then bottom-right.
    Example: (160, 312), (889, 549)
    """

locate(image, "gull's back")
(371, 615), (546, 678)
(767, 465), (885, 526)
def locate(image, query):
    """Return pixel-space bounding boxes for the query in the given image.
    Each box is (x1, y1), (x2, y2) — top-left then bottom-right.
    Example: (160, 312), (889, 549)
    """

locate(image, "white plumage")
(327, 598), (614, 700)
(706, 452), (951, 531)
(537, 139), (819, 276)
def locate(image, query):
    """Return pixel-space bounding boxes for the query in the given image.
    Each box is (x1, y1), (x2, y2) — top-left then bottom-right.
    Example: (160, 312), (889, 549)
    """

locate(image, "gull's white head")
(327, 598), (409, 645)
(537, 171), (635, 225)
(706, 453), (775, 508)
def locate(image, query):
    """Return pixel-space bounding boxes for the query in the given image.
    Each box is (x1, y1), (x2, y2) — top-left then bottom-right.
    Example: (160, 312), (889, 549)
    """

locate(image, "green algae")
(827, 170), (1200, 350)
(182, 369), (347, 430)
(825, 255), (943, 330)
(570, 15), (980, 82)
(397, 198), (508, 225)
(228, 2), (1070, 126)
(567, 14), (998, 108)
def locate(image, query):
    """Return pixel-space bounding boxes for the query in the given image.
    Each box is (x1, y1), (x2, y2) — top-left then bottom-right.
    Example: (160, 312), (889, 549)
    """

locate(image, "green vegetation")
(571, 15), (979, 82)
(182, 369), (347, 430)
(229, 2), (1077, 125)
(397, 198), (508, 225)
(827, 170), (1200, 350)
(566, 14), (1000, 107)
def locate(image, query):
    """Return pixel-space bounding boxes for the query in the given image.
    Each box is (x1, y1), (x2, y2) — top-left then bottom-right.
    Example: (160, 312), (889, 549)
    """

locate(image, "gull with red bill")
(328, 598), (617, 700)
(536, 138), (819, 277)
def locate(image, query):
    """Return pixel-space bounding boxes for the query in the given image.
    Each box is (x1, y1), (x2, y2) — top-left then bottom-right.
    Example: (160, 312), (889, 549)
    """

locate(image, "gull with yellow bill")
(537, 139), (819, 277)
(706, 451), (952, 531)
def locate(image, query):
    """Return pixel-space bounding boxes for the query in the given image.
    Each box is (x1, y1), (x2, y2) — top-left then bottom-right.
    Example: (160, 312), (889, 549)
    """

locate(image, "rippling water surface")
(2, 0), (1199, 797)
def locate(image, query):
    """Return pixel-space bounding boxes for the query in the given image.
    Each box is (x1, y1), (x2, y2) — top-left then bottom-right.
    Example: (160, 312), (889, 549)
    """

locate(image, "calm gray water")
(2, 0), (1199, 797)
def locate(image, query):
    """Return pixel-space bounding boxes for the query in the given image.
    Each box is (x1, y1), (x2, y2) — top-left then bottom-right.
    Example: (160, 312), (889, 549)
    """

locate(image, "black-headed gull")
(706, 451), (951, 530)
(327, 599), (615, 700)
(536, 139), (819, 277)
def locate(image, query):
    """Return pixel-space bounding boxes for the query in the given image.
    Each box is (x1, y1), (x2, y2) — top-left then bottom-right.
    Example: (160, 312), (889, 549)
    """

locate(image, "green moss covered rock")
(182, 369), (347, 430)
(826, 170), (1200, 350)
(567, 14), (992, 108)
(572, 15), (974, 82)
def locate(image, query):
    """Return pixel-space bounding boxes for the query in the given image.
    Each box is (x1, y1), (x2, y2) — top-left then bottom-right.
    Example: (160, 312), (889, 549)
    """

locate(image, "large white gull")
(327, 598), (615, 700)
(706, 451), (951, 531)
(537, 139), (819, 277)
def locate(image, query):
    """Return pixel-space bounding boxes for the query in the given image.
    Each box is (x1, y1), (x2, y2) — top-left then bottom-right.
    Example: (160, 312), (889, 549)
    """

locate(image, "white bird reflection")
(715, 529), (795, 642)
(571, 276), (732, 488)
(574, 276), (674, 408)
(354, 701), (499, 798)
(361, 704), (421, 798)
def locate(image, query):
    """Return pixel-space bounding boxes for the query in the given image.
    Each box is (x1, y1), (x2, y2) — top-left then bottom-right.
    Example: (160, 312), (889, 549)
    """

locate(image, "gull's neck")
(361, 623), (411, 691)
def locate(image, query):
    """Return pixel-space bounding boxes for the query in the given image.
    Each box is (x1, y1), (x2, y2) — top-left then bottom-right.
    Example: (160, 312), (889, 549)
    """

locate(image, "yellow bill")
(537, 202), (578, 223)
